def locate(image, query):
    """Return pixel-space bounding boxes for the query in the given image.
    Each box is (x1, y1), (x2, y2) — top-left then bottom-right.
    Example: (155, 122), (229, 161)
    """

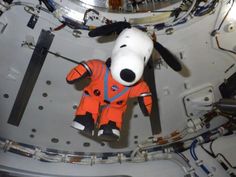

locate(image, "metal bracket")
(27, 14), (39, 29)
(183, 85), (215, 118)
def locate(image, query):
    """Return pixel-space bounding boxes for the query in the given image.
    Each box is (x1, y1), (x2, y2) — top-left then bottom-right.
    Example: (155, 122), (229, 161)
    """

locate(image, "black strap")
(143, 58), (162, 134)
(8, 30), (54, 126)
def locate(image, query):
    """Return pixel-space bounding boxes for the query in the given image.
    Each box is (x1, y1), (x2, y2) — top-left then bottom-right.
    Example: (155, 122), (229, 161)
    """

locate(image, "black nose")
(120, 69), (136, 82)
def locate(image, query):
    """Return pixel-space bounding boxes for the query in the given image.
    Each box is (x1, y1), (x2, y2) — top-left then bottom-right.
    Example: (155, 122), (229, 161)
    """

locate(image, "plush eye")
(144, 57), (146, 62)
(120, 44), (127, 48)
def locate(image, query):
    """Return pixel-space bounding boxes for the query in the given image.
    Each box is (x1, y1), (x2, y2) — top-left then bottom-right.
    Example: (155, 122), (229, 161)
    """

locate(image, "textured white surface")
(0, 0), (236, 176)
(0, 0), (236, 152)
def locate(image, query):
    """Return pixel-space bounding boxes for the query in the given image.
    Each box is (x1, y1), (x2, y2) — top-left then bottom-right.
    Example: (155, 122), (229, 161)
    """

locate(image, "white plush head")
(111, 27), (153, 86)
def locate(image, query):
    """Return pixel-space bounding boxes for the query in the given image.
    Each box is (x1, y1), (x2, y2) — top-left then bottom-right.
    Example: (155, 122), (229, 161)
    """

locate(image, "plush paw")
(71, 112), (95, 136)
(98, 121), (120, 142)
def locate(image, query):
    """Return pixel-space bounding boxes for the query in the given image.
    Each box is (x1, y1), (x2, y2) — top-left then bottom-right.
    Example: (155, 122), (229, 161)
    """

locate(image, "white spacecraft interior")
(0, 0), (236, 177)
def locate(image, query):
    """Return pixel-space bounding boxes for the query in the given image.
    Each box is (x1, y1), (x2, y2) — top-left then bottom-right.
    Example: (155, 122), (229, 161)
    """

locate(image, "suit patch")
(111, 85), (119, 91)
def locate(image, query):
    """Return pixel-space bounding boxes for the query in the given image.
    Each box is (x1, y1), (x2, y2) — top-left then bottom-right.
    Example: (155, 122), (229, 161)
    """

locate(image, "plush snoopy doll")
(67, 21), (182, 141)
(66, 27), (154, 141)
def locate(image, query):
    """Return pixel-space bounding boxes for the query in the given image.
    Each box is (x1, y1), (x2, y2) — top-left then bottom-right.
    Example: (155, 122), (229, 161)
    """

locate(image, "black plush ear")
(88, 21), (131, 37)
(154, 41), (182, 72)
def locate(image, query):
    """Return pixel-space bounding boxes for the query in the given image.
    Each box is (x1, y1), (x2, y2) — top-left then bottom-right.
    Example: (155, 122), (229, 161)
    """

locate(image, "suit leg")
(71, 94), (99, 136)
(97, 106), (126, 141)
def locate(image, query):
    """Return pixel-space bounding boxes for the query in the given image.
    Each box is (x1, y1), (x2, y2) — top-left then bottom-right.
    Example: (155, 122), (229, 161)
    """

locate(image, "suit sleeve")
(138, 92), (152, 116)
(66, 61), (92, 84)
(130, 81), (152, 116)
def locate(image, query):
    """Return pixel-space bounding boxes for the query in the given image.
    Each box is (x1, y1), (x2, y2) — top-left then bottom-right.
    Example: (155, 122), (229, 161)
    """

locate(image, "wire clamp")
(187, 166), (195, 174)
(3, 140), (11, 152)
(195, 159), (203, 166)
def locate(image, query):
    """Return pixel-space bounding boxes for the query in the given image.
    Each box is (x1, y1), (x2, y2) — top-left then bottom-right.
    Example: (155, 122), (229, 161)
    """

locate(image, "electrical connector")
(196, 136), (204, 143)
(187, 118), (204, 133)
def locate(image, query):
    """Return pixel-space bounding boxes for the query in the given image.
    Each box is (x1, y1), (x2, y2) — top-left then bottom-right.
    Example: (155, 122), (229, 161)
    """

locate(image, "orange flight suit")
(66, 59), (152, 129)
